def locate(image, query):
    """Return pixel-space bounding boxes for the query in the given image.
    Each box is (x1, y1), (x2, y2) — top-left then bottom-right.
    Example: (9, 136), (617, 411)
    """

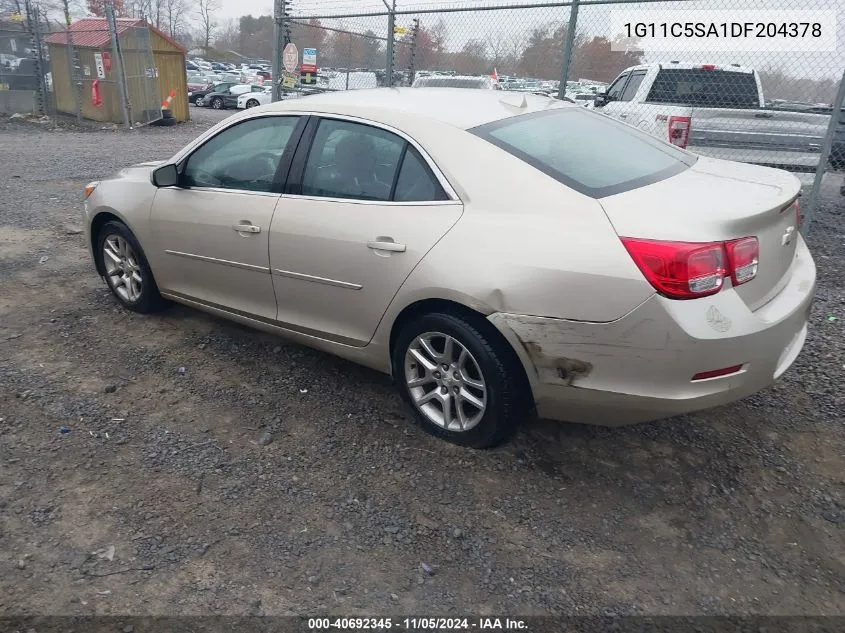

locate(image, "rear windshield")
(471, 108), (695, 198)
(646, 68), (760, 108)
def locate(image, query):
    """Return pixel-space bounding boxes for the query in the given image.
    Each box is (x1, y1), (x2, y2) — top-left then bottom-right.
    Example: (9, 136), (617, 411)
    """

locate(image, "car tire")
(392, 311), (531, 449)
(192, 95), (203, 105)
(246, 99), (259, 108)
(96, 220), (169, 314)
(211, 97), (223, 109)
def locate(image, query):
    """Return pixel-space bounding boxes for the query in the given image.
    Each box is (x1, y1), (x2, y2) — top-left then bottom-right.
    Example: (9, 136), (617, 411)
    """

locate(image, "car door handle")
(619, 113), (628, 118)
(367, 240), (406, 252)
(233, 223), (261, 233)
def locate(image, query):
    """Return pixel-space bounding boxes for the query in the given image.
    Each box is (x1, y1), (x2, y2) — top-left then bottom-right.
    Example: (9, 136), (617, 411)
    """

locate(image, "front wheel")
(392, 312), (531, 448)
(97, 220), (169, 314)
(245, 99), (259, 108)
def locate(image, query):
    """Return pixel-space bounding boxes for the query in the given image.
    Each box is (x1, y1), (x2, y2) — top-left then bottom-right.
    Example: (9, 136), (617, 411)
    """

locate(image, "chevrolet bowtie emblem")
(782, 226), (795, 246)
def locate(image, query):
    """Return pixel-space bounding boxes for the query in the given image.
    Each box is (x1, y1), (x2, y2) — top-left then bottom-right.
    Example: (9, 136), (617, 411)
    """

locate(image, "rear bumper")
(489, 236), (816, 426)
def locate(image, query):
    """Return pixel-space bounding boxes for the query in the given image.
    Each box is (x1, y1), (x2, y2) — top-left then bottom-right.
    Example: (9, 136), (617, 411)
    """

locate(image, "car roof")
(263, 87), (570, 130)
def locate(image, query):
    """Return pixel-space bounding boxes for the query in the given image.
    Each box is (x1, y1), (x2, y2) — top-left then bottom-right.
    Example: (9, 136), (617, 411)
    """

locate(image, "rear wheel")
(392, 312), (531, 448)
(96, 220), (169, 314)
(211, 97), (223, 109)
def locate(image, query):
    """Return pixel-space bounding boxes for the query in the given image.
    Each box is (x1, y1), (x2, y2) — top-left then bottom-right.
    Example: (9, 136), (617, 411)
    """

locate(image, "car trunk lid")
(599, 156), (801, 311)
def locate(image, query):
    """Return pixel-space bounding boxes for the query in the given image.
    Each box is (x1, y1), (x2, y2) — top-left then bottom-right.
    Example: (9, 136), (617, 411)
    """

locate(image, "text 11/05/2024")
(307, 617), (529, 630)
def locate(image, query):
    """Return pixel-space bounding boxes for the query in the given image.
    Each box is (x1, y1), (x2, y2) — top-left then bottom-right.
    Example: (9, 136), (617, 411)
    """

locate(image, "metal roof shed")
(45, 17), (188, 124)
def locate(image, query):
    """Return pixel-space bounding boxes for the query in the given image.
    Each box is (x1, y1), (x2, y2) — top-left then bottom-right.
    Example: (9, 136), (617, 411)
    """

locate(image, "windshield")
(646, 68), (760, 108)
(471, 107), (696, 198)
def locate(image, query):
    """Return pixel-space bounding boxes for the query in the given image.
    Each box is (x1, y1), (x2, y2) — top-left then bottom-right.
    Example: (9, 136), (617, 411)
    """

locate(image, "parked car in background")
(595, 62), (833, 174)
(187, 74), (211, 93)
(190, 81), (238, 106)
(4, 58), (44, 91)
(237, 86), (273, 109)
(201, 83), (261, 109)
(412, 75), (498, 90)
(83, 88), (815, 448)
(323, 71), (378, 91)
(567, 91), (599, 107)
(0, 53), (22, 70)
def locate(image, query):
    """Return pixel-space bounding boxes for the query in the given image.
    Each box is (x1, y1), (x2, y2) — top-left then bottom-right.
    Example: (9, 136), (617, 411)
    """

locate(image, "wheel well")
(388, 298), (532, 395)
(90, 212), (123, 276)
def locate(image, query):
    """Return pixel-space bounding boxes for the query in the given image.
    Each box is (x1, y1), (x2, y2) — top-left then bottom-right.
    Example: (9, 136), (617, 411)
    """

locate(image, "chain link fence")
(283, 0), (844, 231)
(2, 4), (166, 127)
(0, 3), (51, 118)
(44, 16), (164, 127)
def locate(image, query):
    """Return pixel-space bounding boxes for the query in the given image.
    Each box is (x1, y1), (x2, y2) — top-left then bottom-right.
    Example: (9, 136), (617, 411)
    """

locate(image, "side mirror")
(152, 164), (179, 188)
(594, 93), (609, 107)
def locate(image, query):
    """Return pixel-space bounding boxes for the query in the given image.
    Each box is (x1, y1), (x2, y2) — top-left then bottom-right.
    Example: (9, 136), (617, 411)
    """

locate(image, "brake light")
(621, 236), (759, 299)
(725, 237), (759, 285)
(621, 238), (726, 299)
(668, 115), (691, 148)
(700, 64), (717, 70)
(792, 199), (803, 228)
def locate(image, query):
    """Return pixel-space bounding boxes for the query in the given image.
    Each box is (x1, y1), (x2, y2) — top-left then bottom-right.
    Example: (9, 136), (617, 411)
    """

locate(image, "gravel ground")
(1, 107), (844, 617)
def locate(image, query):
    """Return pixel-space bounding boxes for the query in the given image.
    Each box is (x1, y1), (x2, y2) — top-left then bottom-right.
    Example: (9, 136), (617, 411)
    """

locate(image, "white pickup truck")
(594, 62), (832, 173)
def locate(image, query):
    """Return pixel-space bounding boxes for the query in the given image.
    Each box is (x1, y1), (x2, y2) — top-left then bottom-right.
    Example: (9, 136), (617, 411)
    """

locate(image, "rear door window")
(301, 119), (405, 201)
(471, 107), (696, 198)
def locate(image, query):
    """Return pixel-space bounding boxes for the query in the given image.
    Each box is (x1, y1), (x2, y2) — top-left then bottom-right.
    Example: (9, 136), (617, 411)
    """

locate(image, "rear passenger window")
(301, 118), (449, 202)
(301, 119), (404, 201)
(393, 146), (447, 202)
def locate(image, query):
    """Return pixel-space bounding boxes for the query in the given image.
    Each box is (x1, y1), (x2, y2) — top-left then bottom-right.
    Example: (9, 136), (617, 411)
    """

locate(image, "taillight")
(621, 238), (726, 299)
(668, 115), (691, 148)
(725, 236), (759, 285)
(792, 199), (803, 228)
(621, 236), (759, 300)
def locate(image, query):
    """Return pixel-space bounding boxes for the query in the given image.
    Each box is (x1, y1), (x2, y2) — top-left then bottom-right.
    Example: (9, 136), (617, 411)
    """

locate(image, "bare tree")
(486, 30), (506, 71)
(196, 0), (217, 52)
(163, 0), (185, 38)
(133, 0), (165, 28)
(0, 0), (25, 18)
(428, 17), (447, 69)
(506, 32), (528, 74)
(213, 17), (239, 51)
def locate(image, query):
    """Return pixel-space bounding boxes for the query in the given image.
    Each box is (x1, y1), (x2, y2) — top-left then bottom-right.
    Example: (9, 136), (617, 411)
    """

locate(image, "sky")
(219, 0), (273, 21)
(217, 0), (844, 79)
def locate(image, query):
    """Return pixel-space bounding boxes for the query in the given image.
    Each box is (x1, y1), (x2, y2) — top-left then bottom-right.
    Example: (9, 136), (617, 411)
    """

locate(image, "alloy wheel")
(404, 331), (487, 432)
(103, 234), (143, 303)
